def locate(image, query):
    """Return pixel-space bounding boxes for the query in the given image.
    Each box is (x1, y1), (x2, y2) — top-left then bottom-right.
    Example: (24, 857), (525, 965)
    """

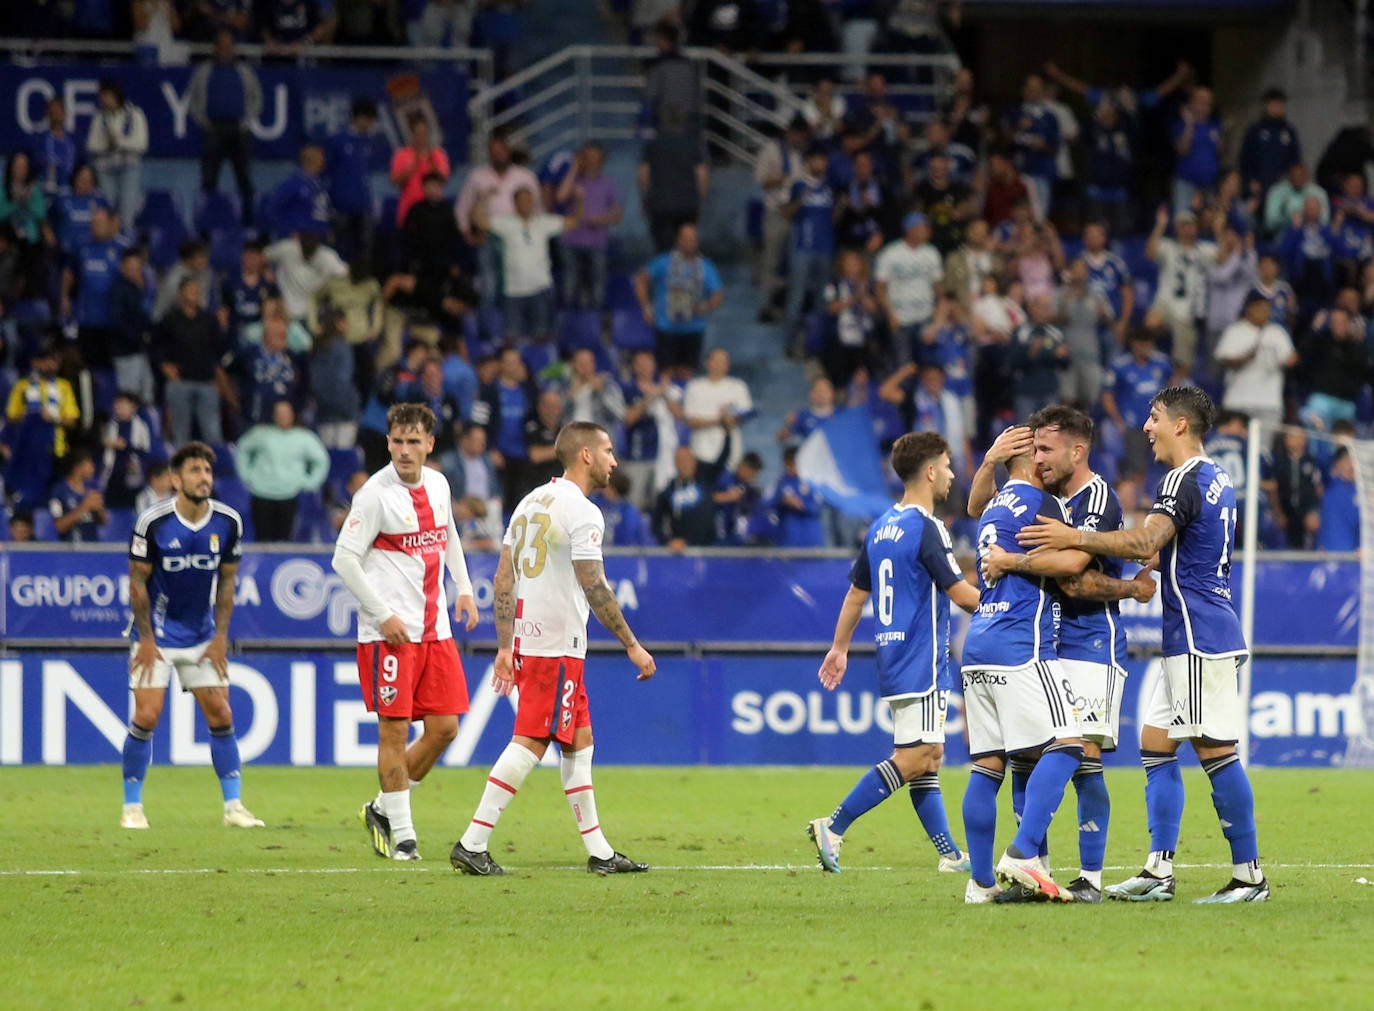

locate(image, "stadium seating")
(194, 192), (242, 237)
(101, 508), (136, 544)
(610, 308), (654, 352)
(209, 226), (247, 274)
(135, 190), (190, 269)
(557, 309), (602, 354)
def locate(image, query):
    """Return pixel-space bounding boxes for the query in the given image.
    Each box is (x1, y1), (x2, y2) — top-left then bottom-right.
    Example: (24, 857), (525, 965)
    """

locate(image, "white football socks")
(380, 789), (415, 845)
(460, 743), (540, 852)
(562, 746), (613, 861)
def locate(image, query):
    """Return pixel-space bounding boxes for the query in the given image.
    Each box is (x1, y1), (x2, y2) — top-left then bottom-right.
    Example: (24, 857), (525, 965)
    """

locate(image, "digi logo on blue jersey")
(129, 500), (243, 648)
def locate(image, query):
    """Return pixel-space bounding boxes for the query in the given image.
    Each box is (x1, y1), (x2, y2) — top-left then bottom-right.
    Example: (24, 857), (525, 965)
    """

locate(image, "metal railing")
(466, 45), (959, 167)
(467, 44), (807, 166)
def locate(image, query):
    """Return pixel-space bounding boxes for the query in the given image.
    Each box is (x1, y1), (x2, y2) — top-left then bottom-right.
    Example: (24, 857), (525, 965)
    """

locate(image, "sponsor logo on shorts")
(379, 685), (398, 706)
(963, 671), (1007, 687)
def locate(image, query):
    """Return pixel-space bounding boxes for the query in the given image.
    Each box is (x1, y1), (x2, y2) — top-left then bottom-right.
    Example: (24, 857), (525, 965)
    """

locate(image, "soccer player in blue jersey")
(958, 441), (1080, 902)
(978, 407), (1158, 902)
(1020, 386), (1269, 902)
(806, 432), (982, 874)
(120, 442), (262, 830)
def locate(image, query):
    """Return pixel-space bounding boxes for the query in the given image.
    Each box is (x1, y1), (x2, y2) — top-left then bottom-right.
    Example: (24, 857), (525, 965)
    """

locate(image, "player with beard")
(451, 422), (656, 876)
(806, 432), (982, 875)
(978, 406), (1157, 901)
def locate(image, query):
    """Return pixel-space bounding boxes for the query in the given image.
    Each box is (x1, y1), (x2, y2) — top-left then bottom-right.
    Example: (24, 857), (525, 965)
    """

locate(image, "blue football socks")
(829, 759), (903, 836)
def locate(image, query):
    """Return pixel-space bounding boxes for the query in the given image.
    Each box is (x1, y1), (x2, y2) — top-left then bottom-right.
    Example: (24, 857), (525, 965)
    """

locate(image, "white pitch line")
(1, 862), (1371, 877)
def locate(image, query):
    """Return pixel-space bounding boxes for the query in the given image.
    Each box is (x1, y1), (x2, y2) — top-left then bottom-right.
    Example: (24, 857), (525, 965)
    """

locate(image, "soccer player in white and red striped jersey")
(451, 421), (656, 876)
(332, 403), (480, 861)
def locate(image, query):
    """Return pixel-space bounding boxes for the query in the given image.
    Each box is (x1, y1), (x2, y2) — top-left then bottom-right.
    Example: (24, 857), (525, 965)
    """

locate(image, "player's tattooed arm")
(1019, 511), (1175, 561)
(213, 561), (239, 631)
(128, 559), (162, 687)
(128, 559), (156, 642)
(1058, 565), (1157, 604)
(574, 558), (639, 648)
(493, 547), (516, 651)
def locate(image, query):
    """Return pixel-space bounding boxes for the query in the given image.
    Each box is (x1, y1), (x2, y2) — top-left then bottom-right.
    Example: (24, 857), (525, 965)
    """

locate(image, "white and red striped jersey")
(336, 465), (462, 643)
(504, 478), (605, 659)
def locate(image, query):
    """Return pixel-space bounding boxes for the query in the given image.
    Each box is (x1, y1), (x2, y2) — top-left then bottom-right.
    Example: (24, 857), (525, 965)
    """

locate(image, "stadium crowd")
(0, 5), (1370, 552)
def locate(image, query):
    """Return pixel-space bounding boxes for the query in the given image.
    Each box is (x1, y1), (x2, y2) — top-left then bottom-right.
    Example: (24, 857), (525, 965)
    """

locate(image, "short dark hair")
(97, 79), (124, 102)
(407, 110), (428, 129)
(1150, 386), (1216, 438)
(147, 461), (169, 481)
(119, 247), (142, 264)
(554, 421), (608, 468)
(608, 470), (632, 497)
(1027, 404), (1094, 446)
(1261, 86), (1287, 103)
(387, 402), (437, 434)
(170, 441), (216, 471)
(740, 451), (764, 471)
(179, 238), (207, 260)
(890, 431), (949, 484)
(351, 98), (378, 120)
(9, 509), (33, 528)
(1214, 409), (1250, 429)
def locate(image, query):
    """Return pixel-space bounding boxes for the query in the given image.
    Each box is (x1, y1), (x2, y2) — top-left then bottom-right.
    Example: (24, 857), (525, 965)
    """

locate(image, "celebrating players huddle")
(809, 386), (1269, 904)
(118, 387), (1265, 900)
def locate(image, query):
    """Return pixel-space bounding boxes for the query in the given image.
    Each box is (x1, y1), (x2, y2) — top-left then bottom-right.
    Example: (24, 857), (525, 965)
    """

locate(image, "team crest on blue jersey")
(209, 534), (220, 553)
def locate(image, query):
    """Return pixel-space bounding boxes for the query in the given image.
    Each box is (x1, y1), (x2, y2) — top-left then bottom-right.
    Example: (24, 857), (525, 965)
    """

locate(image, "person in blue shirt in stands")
(591, 470), (653, 547)
(782, 145), (839, 357)
(121, 441), (264, 831)
(1102, 327), (1173, 478)
(327, 98), (378, 265)
(807, 432), (980, 876)
(768, 445), (827, 548)
(62, 205), (124, 369)
(1006, 74), (1059, 220)
(219, 239), (279, 343)
(270, 143), (331, 240)
(1022, 385), (1269, 903)
(52, 164), (108, 254)
(189, 30), (260, 223)
(49, 449), (107, 543)
(1317, 447), (1361, 551)
(1172, 86), (1223, 216)
(34, 97), (78, 199)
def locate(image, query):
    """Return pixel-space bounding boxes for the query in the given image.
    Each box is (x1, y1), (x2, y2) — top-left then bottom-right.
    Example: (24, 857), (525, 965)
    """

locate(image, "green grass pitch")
(2, 764), (1372, 1010)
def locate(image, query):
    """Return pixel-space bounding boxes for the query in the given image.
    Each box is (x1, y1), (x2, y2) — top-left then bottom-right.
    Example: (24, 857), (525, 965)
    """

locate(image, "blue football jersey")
(1058, 475), (1127, 666)
(1150, 456), (1248, 659)
(129, 499), (243, 648)
(963, 480), (1068, 669)
(850, 504), (964, 697)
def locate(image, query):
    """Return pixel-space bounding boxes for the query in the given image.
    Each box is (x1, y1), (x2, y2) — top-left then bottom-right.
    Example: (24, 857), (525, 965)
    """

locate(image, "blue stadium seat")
(478, 304), (505, 347)
(746, 197), (764, 243)
(328, 446), (362, 481)
(558, 310), (602, 354)
(136, 189), (186, 235)
(606, 271), (639, 312)
(252, 192), (276, 239)
(136, 190), (190, 270)
(521, 342), (558, 378)
(803, 312), (827, 358)
(33, 508), (57, 542)
(194, 191), (242, 236)
(610, 309), (654, 352)
(101, 508), (136, 544)
(208, 226), (246, 274)
(91, 368), (117, 412)
(213, 476), (253, 539)
(376, 195), (400, 236)
(293, 490), (330, 544)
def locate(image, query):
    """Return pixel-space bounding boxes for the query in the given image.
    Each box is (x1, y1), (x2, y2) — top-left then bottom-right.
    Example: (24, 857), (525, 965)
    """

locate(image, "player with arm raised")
(1018, 386), (1267, 903)
(451, 422), (656, 876)
(332, 403), (480, 862)
(121, 441), (262, 830)
(806, 432), (981, 875)
(979, 406), (1157, 902)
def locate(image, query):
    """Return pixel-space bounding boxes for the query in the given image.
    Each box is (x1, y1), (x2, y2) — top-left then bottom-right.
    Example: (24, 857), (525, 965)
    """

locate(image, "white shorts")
(1144, 654), (1244, 743)
(962, 660), (1081, 758)
(128, 641), (224, 692)
(887, 691), (948, 748)
(1060, 659), (1127, 751)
